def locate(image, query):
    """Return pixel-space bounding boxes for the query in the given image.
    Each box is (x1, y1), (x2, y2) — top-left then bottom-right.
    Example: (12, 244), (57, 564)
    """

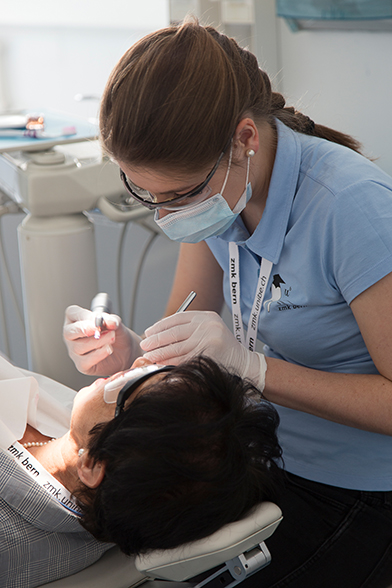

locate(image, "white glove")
(140, 311), (267, 391)
(63, 305), (142, 377)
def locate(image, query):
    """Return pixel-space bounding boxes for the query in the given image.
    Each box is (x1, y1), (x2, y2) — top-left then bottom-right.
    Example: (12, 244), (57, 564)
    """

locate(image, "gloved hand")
(63, 305), (142, 377)
(140, 311), (267, 391)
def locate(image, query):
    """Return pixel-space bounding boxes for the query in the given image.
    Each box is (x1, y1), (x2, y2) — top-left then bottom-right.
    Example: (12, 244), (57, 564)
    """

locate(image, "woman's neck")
(241, 122), (277, 235)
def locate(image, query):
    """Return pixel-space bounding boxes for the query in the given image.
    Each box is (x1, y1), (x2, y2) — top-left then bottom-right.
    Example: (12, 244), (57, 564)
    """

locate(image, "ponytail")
(269, 90), (362, 153)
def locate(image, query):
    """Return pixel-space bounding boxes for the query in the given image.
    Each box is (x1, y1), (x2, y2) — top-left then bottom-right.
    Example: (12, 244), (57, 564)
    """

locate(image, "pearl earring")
(246, 149), (255, 158)
(78, 448), (85, 457)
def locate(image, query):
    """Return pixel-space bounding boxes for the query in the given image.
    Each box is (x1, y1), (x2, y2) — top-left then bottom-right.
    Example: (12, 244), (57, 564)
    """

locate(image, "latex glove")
(140, 311), (267, 391)
(63, 305), (142, 377)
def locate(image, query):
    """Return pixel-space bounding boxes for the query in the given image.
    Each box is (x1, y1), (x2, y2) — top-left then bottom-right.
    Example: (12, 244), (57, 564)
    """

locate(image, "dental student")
(64, 21), (392, 587)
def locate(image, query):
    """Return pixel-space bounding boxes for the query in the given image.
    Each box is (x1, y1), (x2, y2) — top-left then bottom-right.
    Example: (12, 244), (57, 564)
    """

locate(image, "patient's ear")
(77, 452), (106, 488)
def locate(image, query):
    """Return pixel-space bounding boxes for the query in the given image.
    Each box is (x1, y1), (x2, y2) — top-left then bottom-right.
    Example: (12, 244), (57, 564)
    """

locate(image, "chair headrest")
(135, 501), (283, 581)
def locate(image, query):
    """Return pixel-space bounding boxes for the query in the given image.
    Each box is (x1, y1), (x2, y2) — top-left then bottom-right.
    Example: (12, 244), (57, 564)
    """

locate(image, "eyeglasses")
(119, 138), (232, 211)
(114, 365), (175, 417)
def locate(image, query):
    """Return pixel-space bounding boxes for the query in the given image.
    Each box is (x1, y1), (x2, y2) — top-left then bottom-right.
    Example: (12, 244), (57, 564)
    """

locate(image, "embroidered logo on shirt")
(264, 274), (306, 312)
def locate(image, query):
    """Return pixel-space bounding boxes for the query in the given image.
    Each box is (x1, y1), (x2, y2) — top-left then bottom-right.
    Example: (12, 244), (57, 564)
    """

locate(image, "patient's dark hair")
(75, 356), (282, 555)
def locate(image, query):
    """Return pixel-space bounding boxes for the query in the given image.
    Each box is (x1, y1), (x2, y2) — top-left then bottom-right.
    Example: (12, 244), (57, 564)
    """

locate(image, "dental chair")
(39, 502), (282, 588)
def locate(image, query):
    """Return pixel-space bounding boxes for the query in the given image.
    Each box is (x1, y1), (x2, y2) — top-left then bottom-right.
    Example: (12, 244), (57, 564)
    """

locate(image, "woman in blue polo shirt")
(64, 21), (392, 587)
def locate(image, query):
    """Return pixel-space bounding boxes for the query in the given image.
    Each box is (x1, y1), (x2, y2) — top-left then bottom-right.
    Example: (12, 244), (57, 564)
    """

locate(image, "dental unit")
(0, 110), (152, 389)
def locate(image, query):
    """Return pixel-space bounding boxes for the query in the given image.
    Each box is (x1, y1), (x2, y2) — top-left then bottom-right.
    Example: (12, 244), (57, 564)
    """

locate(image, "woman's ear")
(233, 117), (259, 157)
(77, 452), (106, 488)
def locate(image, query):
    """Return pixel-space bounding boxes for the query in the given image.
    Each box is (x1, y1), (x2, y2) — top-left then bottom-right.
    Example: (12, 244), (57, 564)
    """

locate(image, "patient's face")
(70, 376), (116, 448)
(70, 358), (162, 447)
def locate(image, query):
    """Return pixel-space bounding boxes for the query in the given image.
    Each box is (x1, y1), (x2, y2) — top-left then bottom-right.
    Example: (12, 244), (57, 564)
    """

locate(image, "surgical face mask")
(154, 147), (253, 243)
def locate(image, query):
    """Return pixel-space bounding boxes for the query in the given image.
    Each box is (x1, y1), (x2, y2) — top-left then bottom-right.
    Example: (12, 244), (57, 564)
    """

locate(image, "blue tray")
(0, 110), (98, 153)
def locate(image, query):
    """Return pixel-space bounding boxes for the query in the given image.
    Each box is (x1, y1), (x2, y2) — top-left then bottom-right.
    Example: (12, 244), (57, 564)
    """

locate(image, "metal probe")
(175, 291), (197, 313)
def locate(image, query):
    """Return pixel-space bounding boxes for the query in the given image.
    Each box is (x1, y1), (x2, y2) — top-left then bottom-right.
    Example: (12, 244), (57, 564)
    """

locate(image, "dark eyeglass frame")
(119, 137), (233, 210)
(115, 365), (175, 417)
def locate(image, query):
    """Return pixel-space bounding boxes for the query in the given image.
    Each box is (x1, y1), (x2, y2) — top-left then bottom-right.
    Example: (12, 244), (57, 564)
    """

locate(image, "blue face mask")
(154, 184), (252, 243)
(154, 148), (253, 243)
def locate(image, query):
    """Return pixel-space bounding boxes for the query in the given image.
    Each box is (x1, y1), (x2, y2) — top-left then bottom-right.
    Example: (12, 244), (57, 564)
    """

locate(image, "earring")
(246, 149), (255, 158)
(78, 448), (85, 457)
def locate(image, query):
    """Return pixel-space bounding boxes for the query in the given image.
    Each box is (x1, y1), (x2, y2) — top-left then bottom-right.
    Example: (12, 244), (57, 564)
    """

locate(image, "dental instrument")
(103, 291), (197, 401)
(90, 293), (112, 340)
(176, 290), (197, 313)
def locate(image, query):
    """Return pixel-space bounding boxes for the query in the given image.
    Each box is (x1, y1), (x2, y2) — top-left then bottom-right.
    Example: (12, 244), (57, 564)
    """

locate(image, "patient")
(74, 355), (283, 554)
(1, 354), (281, 587)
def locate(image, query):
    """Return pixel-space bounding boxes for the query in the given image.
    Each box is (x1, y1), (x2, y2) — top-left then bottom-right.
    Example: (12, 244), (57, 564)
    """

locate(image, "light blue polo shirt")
(206, 119), (392, 491)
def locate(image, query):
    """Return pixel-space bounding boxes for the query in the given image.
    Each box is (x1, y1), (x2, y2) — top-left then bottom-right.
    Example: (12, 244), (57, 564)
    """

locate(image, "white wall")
(1, 0), (168, 29)
(0, 30), (159, 120)
(275, 18), (392, 174)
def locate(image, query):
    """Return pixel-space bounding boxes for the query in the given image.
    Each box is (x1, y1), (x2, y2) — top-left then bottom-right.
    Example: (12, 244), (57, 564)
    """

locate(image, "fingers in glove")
(142, 338), (202, 364)
(143, 312), (195, 338)
(64, 312), (120, 342)
(141, 322), (195, 352)
(68, 329), (115, 355)
(64, 318), (98, 341)
(70, 344), (114, 375)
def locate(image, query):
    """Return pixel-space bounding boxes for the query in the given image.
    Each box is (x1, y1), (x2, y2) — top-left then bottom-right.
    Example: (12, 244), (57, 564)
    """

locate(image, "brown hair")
(100, 21), (362, 173)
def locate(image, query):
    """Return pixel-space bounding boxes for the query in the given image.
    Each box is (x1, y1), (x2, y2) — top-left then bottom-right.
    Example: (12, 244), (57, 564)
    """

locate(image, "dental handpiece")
(90, 293), (112, 340)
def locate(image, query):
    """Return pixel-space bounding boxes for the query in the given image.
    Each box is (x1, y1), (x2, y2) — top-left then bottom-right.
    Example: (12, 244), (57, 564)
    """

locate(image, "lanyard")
(229, 242), (273, 351)
(5, 441), (83, 517)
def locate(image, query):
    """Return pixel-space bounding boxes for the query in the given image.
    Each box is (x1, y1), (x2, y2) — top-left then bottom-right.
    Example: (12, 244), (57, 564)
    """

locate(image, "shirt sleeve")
(326, 179), (392, 304)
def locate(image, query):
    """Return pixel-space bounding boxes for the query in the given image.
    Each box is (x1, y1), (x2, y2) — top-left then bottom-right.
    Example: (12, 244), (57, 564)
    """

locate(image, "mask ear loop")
(245, 148), (255, 186)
